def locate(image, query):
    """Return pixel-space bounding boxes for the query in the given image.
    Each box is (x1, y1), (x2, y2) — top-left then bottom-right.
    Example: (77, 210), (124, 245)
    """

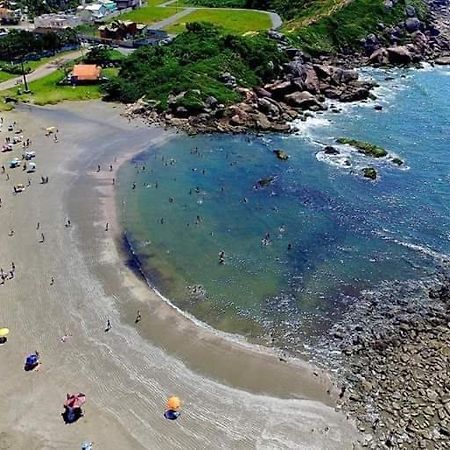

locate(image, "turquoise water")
(117, 65), (450, 349)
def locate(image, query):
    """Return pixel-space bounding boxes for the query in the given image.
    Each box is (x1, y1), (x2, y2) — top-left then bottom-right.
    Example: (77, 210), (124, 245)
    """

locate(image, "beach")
(0, 101), (358, 449)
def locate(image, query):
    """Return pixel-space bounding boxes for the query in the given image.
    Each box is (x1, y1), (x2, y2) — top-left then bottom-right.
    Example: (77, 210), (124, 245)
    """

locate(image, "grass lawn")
(0, 71), (15, 82)
(0, 68), (118, 106)
(164, 8), (272, 34)
(117, 6), (179, 24)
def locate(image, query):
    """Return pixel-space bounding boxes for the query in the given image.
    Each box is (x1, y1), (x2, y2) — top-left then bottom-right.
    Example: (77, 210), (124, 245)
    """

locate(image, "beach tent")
(0, 328), (9, 337)
(0, 328), (9, 344)
(64, 393), (86, 409)
(24, 353), (39, 371)
(166, 396), (181, 411)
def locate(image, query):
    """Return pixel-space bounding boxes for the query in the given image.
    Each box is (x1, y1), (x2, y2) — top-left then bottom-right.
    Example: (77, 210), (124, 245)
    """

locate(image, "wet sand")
(0, 101), (358, 449)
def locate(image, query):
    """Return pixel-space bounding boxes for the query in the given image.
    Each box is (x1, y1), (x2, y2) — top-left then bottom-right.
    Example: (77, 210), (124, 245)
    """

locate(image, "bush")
(104, 23), (287, 109)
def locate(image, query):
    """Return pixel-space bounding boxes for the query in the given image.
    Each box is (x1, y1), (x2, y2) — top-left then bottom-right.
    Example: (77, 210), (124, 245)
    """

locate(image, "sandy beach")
(0, 101), (358, 449)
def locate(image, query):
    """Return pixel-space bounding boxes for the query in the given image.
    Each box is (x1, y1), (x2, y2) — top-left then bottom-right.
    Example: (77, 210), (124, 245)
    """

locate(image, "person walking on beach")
(97, 164), (101, 173)
(219, 251), (225, 265)
(8, 229), (14, 236)
(135, 310), (141, 324)
(105, 319), (111, 332)
(109, 165), (113, 172)
(40, 232), (45, 243)
(105, 222), (109, 231)
(11, 262), (15, 272)
(36, 222), (40, 230)
(50, 277), (54, 286)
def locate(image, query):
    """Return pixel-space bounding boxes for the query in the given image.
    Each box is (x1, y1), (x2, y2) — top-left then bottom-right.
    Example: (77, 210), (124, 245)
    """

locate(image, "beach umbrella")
(166, 396), (181, 411)
(0, 328), (9, 337)
(64, 393), (86, 409)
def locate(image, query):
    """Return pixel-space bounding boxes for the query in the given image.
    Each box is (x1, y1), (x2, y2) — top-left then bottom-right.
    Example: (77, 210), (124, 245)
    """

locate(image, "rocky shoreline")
(320, 270), (450, 449)
(125, 0), (450, 136)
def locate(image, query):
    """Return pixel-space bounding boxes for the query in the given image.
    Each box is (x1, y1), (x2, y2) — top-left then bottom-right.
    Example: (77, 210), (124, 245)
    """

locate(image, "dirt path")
(0, 49), (83, 92)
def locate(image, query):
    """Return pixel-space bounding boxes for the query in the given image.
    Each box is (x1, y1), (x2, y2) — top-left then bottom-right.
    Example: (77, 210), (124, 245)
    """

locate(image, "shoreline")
(0, 100), (359, 449)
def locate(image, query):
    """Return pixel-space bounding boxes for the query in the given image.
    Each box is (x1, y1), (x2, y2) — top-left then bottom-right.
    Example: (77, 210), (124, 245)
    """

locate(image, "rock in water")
(323, 146), (340, 155)
(362, 167), (377, 180)
(273, 149), (289, 160)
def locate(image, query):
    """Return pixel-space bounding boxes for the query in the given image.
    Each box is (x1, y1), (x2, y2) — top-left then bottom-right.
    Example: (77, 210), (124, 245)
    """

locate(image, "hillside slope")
(283, 0), (427, 53)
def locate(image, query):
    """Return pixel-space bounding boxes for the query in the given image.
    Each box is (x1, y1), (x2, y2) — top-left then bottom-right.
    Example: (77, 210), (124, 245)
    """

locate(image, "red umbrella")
(64, 393), (86, 409)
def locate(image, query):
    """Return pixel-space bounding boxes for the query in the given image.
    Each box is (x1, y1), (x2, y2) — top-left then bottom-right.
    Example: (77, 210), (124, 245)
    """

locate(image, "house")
(77, 3), (108, 22)
(34, 13), (81, 30)
(0, 6), (20, 24)
(98, 20), (142, 40)
(98, 0), (118, 14)
(115, 0), (139, 10)
(71, 64), (102, 84)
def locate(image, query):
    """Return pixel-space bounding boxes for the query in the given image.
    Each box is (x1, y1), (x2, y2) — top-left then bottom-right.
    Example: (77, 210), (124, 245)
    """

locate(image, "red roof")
(72, 64), (101, 81)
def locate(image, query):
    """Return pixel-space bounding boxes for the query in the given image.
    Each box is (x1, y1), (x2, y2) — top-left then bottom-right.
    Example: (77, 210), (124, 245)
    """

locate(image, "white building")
(34, 13), (81, 29)
(77, 4), (108, 22)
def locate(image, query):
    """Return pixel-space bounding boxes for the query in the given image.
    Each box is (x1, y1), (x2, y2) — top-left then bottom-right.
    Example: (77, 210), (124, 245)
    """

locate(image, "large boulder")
(284, 91), (322, 109)
(405, 5), (416, 17)
(339, 87), (371, 102)
(435, 56), (450, 65)
(405, 17), (421, 33)
(387, 46), (412, 64)
(264, 80), (294, 98)
(257, 97), (282, 117)
(369, 48), (389, 65)
(254, 87), (272, 98)
(331, 68), (359, 85)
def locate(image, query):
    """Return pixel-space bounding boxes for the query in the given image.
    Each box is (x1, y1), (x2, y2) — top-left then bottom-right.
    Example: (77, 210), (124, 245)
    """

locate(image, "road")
(0, 49), (84, 92)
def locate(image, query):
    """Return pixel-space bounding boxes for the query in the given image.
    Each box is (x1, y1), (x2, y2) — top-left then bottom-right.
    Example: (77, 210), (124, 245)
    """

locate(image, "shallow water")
(117, 65), (450, 351)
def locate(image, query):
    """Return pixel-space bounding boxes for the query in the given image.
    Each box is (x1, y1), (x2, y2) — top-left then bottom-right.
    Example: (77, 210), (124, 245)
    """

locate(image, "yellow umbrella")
(166, 396), (181, 411)
(0, 328), (9, 337)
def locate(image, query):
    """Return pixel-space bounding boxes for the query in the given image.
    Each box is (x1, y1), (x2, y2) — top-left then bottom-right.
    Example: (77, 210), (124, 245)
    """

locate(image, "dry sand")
(0, 101), (359, 449)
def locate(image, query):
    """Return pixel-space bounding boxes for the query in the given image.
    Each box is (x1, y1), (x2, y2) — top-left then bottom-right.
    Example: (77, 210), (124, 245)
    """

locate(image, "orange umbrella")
(166, 396), (181, 411)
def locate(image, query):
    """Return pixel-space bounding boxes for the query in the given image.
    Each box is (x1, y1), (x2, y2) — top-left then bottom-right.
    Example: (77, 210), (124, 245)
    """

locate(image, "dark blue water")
(117, 65), (450, 349)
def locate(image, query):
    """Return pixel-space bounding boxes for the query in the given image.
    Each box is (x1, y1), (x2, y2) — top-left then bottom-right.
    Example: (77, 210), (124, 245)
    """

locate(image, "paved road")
(149, 7), (195, 30)
(0, 50), (84, 91)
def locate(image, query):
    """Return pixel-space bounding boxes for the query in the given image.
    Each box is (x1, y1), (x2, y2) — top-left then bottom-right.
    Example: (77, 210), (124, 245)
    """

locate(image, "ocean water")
(117, 65), (450, 352)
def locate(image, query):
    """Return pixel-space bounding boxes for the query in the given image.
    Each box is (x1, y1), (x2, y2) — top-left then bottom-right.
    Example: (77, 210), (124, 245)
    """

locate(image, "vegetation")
(18, 0), (80, 18)
(83, 47), (125, 67)
(117, 6), (179, 24)
(285, 0), (426, 54)
(103, 23), (287, 110)
(165, 9), (272, 34)
(0, 29), (79, 62)
(337, 138), (388, 158)
(362, 167), (377, 180)
(0, 67), (118, 106)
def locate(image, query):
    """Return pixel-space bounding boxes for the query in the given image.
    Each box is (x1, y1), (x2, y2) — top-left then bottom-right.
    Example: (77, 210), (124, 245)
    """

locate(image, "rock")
(324, 145), (340, 155)
(331, 68), (359, 85)
(405, 17), (421, 33)
(339, 86), (371, 102)
(362, 167), (377, 180)
(435, 56), (450, 65)
(220, 72), (237, 88)
(204, 96), (218, 109)
(340, 136), (389, 157)
(374, 105), (383, 111)
(392, 157), (404, 166)
(273, 149), (289, 160)
(254, 87), (272, 98)
(257, 97), (281, 117)
(230, 114), (246, 126)
(405, 5), (416, 17)
(175, 106), (189, 117)
(253, 112), (271, 130)
(369, 48), (389, 65)
(265, 80), (294, 98)
(387, 46), (412, 64)
(284, 91), (322, 109)
(256, 176), (274, 187)
(168, 91), (186, 107)
(313, 64), (334, 79)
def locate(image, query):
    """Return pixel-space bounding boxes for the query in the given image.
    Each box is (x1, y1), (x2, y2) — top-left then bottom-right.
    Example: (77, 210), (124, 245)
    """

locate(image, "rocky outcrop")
(323, 273), (450, 449)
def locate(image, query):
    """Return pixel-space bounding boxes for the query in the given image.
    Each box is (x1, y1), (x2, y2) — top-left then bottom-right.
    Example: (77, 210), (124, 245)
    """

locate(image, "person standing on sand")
(6, 173), (9, 181)
(36, 222), (40, 230)
(112, 178), (115, 185)
(105, 222), (109, 231)
(97, 165), (101, 173)
(135, 310), (141, 324)
(109, 165), (113, 171)
(50, 277), (54, 285)
(40, 232), (45, 243)
(105, 319), (111, 332)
